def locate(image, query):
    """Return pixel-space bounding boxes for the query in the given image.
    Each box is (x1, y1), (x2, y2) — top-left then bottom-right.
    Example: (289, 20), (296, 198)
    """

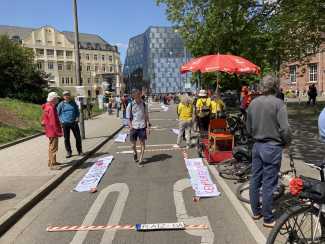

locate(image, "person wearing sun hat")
(195, 90), (212, 139)
(41, 92), (63, 170)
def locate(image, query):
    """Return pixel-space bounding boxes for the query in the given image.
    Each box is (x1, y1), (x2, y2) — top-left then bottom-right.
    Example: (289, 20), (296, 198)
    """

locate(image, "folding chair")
(208, 119), (234, 150)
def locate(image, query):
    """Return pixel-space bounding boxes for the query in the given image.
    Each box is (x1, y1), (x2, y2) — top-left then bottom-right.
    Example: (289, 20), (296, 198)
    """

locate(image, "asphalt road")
(1, 102), (323, 244)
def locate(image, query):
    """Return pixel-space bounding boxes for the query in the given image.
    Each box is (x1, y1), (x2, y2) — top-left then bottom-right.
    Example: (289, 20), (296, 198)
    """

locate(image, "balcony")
(57, 56), (64, 60)
(94, 59), (98, 63)
(66, 56), (73, 61)
(86, 59), (90, 63)
(47, 55), (55, 60)
(101, 60), (106, 64)
(37, 54), (45, 59)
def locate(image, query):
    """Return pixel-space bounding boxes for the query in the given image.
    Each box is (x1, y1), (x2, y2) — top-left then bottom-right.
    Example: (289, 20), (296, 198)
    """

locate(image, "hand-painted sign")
(136, 222), (185, 231)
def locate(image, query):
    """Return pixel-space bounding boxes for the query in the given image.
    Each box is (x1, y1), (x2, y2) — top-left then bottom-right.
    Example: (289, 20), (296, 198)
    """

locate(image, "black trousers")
(307, 96), (316, 105)
(62, 122), (82, 153)
(198, 117), (210, 139)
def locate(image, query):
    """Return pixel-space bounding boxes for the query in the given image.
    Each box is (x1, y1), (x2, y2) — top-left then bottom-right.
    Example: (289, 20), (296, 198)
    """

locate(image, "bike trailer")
(232, 145), (251, 161)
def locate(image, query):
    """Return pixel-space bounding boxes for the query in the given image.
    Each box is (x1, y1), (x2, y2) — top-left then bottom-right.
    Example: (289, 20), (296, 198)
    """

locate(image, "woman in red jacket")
(41, 92), (63, 170)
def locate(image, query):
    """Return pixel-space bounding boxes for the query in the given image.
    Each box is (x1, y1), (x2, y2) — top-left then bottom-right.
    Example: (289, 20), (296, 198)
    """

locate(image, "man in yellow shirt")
(211, 94), (226, 119)
(195, 90), (212, 138)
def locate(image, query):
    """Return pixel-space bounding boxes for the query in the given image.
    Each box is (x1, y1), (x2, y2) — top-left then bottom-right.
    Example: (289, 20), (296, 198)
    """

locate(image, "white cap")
(47, 92), (60, 99)
(198, 90), (207, 97)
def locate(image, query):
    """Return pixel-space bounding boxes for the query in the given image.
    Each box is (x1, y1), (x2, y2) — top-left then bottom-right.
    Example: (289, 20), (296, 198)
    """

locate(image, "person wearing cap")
(241, 85), (251, 120)
(57, 91), (85, 158)
(41, 92), (63, 170)
(195, 90), (212, 138)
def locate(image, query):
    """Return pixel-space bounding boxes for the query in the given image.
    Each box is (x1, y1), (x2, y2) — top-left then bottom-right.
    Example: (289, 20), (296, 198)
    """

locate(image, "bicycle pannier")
(299, 175), (325, 204)
(232, 145), (251, 161)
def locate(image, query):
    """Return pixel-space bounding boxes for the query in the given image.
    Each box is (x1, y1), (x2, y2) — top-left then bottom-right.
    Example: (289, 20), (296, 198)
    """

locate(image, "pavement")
(0, 102), (325, 243)
(0, 112), (124, 235)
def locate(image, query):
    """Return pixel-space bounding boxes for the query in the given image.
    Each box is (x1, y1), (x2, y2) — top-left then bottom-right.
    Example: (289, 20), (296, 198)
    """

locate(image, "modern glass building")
(123, 27), (196, 94)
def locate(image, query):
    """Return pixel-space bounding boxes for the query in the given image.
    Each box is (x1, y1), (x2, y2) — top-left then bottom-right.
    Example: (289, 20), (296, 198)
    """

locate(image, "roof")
(0, 25), (118, 52)
(0, 25), (35, 42)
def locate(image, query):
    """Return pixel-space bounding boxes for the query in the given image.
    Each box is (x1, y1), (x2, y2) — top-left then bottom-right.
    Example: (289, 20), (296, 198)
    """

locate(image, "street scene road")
(1, 102), (323, 244)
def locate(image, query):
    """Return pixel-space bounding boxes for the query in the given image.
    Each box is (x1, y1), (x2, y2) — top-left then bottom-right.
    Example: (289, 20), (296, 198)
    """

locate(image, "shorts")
(104, 103), (109, 107)
(130, 127), (147, 141)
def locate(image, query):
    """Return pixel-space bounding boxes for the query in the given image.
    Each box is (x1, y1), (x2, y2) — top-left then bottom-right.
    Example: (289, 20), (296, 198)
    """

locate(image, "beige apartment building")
(0, 25), (124, 97)
(280, 46), (325, 93)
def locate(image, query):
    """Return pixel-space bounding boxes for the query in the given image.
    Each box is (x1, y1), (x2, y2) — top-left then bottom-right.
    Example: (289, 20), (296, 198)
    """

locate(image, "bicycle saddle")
(305, 162), (325, 170)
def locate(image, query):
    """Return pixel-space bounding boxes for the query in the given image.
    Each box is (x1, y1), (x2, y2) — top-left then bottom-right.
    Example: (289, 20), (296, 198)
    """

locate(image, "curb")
(0, 113), (104, 151)
(0, 125), (124, 236)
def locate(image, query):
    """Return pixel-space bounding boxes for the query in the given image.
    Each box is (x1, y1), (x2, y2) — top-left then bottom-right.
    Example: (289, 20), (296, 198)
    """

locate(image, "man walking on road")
(41, 92), (63, 170)
(57, 91), (85, 158)
(115, 95), (121, 118)
(126, 89), (150, 167)
(246, 73), (292, 228)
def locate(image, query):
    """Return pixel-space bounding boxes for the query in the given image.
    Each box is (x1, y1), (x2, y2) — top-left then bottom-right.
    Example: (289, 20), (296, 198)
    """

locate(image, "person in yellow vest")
(241, 86), (251, 120)
(195, 90), (212, 139)
(211, 93), (226, 119)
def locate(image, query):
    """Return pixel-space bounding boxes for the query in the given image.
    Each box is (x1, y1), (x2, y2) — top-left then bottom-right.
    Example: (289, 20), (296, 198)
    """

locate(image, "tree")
(157, 0), (325, 92)
(0, 34), (49, 99)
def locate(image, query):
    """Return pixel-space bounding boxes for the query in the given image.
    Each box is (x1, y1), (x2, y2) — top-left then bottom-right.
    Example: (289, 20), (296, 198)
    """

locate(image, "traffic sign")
(284, 79), (291, 82)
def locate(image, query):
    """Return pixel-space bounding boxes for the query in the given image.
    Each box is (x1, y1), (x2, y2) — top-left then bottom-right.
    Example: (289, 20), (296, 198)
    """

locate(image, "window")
(110, 66), (113, 72)
(86, 54), (90, 60)
(106, 45), (110, 50)
(36, 40), (42, 43)
(310, 64), (317, 82)
(49, 76), (55, 84)
(307, 44), (312, 53)
(80, 65), (83, 71)
(39, 50), (44, 55)
(58, 64), (62, 70)
(102, 66), (106, 72)
(102, 55), (105, 61)
(109, 56), (113, 62)
(67, 64), (72, 71)
(87, 66), (90, 71)
(57, 51), (60, 56)
(47, 50), (53, 55)
(87, 43), (91, 49)
(95, 66), (98, 72)
(95, 78), (99, 84)
(66, 52), (70, 56)
(56, 42), (62, 45)
(62, 77), (65, 84)
(48, 62), (54, 69)
(66, 77), (70, 84)
(289, 66), (297, 83)
(88, 78), (91, 84)
(80, 78), (83, 84)
(37, 62), (42, 70)
(94, 54), (98, 61)
(47, 41), (52, 44)
(96, 44), (100, 50)
(70, 77), (73, 84)
(79, 54), (81, 60)
(13, 36), (19, 43)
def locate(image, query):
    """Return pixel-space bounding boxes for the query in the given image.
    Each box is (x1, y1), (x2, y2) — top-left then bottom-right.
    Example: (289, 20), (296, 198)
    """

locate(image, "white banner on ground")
(164, 107), (169, 111)
(185, 158), (220, 198)
(74, 156), (114, 192)
(114, 132), (128, 143)
(170, 129), (187, 138)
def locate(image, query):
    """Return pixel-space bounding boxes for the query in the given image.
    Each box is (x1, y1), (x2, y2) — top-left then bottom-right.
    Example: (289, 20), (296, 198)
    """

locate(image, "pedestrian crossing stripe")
(116, 148), (184, 154)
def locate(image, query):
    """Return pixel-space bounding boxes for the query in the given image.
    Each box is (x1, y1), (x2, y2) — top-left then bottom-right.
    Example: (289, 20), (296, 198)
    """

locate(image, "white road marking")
(190, 139), (266, 243)
(173, 179), (214, 244)
(70, 183), (129, 244)
(118, 144), (174, 148)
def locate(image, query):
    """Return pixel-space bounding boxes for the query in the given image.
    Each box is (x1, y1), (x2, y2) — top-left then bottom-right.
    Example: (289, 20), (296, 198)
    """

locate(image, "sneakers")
(133, 154), (138, 162)
(50, 165), (62, 170)
(78, 151), (86, 156)
(66, 151), (72, 158)
(139, 161), (144, 167)
(173, 144), (179, 148)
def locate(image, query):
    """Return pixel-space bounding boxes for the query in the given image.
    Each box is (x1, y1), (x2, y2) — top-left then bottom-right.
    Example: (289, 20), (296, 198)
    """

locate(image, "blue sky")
(0, 0), (171, 69)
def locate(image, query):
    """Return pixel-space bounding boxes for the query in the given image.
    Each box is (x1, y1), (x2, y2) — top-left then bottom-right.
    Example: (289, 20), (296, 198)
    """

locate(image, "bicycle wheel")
(216, 158), (252, 176)
(236, 180), (285, 204)
(267, 204), (325, 244)
(233, 127), (249, 145)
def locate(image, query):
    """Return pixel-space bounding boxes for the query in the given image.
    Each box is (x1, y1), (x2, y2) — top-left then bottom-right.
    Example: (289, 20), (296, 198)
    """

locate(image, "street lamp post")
(126, 65), (131, 94)
(89, 69), (92, 103)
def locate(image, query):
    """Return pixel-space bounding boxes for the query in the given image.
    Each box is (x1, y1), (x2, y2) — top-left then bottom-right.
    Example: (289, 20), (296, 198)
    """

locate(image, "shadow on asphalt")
(144, 153), (173, 164)
(0, 193), (16, 201)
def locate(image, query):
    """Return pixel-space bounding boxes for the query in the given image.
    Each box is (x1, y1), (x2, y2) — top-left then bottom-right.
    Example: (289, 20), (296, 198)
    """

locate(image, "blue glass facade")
(123, 27), (195, 94)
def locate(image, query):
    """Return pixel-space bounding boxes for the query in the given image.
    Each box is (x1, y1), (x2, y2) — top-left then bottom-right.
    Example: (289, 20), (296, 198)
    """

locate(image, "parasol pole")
(216, 70), (219, 96)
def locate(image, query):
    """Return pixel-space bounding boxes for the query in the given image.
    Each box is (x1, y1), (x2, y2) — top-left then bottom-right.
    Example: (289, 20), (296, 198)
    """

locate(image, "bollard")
(299, 98), (300, 113)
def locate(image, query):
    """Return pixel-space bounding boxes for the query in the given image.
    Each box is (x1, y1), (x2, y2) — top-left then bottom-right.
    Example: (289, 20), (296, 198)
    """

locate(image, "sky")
(0, 0), (171, 70)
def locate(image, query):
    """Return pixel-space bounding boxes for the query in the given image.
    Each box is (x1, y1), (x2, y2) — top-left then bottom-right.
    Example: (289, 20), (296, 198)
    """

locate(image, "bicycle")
(267, 159), (325, 244)
(236, 154), (297, 204)
(226, 113), (251, 145)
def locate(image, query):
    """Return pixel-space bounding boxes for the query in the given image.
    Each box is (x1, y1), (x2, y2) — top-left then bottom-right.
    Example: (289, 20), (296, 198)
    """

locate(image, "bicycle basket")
(299, 175), (325, 204)
(232, 145), (251, 161)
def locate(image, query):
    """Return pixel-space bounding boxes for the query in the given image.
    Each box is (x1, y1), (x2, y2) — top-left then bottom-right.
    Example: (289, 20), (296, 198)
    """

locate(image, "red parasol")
(180, 54), (261, 94)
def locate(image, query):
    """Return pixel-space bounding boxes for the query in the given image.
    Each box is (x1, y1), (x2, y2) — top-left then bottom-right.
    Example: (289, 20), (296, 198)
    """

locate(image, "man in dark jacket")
(276, 88), (285, 101)
(41, 92), (63, 170)
(307, 84), (317, 105)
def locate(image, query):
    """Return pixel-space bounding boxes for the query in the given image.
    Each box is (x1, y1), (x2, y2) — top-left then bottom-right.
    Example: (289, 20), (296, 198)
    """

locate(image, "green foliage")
(157, 0), (325, 85)
(0, 34), (50, 101)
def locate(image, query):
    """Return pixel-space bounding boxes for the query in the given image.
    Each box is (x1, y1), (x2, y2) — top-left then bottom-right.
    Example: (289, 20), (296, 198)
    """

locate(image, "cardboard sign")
(114, 132), (128, 143)
(136, 222), (185, 231)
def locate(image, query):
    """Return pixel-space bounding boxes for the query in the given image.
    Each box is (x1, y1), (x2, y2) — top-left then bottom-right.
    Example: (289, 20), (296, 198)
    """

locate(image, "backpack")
(59, 101), (78, 117)
(199, 99), (210, 118)
(232, 145), (251, 161)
